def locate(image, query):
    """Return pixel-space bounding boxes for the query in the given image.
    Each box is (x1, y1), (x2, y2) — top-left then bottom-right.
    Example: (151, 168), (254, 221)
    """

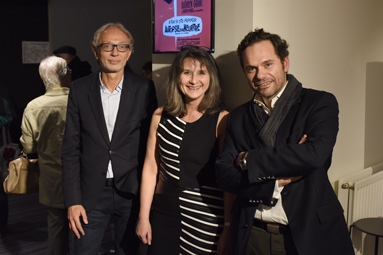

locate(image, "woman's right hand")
(136, 218), (152, 245)
(217, 226), (233, 255)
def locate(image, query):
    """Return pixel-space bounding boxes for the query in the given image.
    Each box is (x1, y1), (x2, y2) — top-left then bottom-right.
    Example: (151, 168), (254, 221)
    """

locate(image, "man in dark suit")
(216, 29), (354, 255)
(62, 23), (157, 255)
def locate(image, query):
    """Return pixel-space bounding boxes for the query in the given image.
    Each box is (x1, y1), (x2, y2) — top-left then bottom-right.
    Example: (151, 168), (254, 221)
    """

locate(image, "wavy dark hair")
(237, 28), (289, 68)
(164, 46), (222, 117)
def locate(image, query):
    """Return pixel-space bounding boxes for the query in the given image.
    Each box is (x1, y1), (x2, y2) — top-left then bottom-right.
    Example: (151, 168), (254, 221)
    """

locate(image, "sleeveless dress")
(148, 111), (224, 255)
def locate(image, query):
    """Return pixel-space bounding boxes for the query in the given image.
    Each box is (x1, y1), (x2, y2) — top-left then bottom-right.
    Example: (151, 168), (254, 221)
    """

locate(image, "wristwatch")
(224, 221), (232, 228)
(239, 152), (248, 171)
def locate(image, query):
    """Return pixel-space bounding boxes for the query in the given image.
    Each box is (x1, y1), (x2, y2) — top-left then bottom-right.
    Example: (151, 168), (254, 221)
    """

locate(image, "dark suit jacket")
(216, 75), (354, 255)
(62, 71), (157, 211)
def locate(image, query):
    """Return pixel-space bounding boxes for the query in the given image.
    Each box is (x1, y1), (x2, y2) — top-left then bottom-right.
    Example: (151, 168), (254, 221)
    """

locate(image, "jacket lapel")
(275, 95), (302, 147)
(245, 102), (264, 146)
(88, 75), (110, 145)
(111, 72), (135, 144)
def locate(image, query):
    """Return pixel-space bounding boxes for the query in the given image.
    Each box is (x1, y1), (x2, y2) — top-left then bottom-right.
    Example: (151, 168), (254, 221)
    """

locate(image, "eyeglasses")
(97, 43), (131, 52)
(180, 45), (213, 53)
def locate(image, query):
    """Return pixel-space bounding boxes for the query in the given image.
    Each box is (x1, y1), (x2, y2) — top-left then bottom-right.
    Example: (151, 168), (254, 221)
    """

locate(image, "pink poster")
(154, 0), (213, 53)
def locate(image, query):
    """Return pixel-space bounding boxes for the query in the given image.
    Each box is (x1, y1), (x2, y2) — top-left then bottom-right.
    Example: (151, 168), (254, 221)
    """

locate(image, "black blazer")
(216, 75), (354, 255)
(62, 71), (157, 211)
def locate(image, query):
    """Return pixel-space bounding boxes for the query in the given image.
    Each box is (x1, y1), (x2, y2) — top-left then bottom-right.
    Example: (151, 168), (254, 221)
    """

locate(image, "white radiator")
(337, 167), (373, 226)
(352, 170), (383, 222)
(338, 162), (383, 226)
(338, 163), (383, 255)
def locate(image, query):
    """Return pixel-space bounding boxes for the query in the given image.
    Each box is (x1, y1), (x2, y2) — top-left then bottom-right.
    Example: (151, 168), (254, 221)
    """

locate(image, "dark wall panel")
(0, 0), (48, 143)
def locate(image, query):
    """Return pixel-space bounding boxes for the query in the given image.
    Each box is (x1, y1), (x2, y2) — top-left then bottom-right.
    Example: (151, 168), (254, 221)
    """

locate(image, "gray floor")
(0, 192), (114, 255)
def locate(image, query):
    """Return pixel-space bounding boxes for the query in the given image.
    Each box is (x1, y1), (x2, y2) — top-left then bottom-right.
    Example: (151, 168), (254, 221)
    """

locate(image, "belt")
(105, 178), (114, 187)
(253, 219), (290, 235)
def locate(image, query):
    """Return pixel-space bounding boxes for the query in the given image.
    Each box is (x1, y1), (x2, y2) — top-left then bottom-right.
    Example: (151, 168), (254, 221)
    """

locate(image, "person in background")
(136, 45), (233, 254)
(62, 23), (157, 255)
(53, 45), (92, 81)
(20, 56), (71, 254)
(140, 61), (152, 80)
(215, 28), (354, 255)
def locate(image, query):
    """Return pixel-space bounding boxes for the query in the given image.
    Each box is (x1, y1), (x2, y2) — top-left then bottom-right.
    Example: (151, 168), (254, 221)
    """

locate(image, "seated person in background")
(53, 45), (92, 81)
(20, 56), (71, 255)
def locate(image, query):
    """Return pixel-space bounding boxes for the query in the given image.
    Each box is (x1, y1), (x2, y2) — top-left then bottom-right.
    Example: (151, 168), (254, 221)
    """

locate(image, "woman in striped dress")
(136, 46), (233, 254)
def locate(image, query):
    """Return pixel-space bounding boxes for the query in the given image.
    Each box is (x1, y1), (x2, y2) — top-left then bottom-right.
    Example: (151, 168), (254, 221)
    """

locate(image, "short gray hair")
(39, 56), (70, 89)
(91, 23), (135, 53)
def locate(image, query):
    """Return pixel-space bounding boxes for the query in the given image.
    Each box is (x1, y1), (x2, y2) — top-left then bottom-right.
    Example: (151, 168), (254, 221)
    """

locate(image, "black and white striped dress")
(149, 111), (224, 255)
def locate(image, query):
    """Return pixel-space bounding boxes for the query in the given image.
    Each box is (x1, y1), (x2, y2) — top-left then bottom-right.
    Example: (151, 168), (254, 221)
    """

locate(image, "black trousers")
(73, 185), (139, 255)
(246, 224), (298, 255)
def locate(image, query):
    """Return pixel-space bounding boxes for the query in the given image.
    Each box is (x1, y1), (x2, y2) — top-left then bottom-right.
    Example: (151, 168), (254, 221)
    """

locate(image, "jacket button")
(109, 150), (114, 155)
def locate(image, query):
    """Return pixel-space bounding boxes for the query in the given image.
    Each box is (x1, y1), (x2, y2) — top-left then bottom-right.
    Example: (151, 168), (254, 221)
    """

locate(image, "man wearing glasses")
(62, 23), (157, 254)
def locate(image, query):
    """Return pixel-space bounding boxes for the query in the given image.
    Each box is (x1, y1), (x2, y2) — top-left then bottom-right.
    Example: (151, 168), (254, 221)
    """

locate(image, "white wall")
(365, 62), (383, 167)
(214, 0), (254, 110)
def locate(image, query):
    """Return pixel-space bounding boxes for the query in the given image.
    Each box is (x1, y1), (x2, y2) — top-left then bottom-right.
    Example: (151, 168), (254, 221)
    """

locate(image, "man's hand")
(68, 205), (88, 239)
(278, 176), (303, 187)
(298, 134), (307, 144)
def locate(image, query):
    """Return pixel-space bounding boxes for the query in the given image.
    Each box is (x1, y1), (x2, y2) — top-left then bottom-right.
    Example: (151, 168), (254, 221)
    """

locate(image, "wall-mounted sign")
(153, 0), (214, 53)
(22, 41), (50, 64)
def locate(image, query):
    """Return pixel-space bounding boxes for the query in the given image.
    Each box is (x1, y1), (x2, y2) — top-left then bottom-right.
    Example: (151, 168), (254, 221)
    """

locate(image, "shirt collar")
(99, 72), (123, 93)
(253, 80), (289, 115)
(45, 86), (70, 96)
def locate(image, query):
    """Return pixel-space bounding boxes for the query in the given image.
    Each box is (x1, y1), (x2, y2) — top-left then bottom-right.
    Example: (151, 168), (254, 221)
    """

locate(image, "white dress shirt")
(99, 73), (123, 179)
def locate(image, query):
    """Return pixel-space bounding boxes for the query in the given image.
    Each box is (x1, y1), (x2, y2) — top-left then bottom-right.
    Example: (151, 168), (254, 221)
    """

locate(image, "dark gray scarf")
(257, 74), (302, 147)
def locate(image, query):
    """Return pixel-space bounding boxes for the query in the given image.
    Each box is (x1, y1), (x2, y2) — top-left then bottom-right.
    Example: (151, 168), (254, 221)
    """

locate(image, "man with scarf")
(216, 29), (354, 255)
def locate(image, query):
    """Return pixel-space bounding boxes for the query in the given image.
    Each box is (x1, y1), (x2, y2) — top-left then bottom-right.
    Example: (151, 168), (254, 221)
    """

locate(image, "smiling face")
(242, 40), (289, 105)
(93, 26), (132, 74)
(179, 58), (210, 104)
